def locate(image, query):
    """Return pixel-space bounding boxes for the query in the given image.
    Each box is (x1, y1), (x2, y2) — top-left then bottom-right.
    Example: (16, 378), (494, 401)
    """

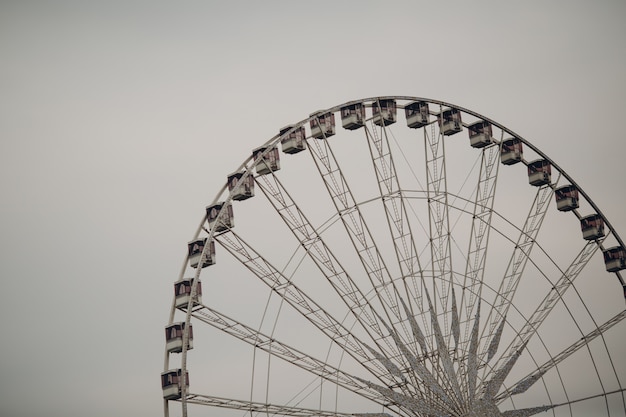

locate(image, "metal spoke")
(213, 230), (394, 382)
(183, 394), (389, 417)
(495, 309), (626, 402)
(489, 239), (601, 384)
(188, 304), (387, 404)
(423, 114), (454, 328)
(459, 142), (501, 351)
(305, 131), (410, 345)
(362, 120), (431, 349)
(253, 172), (412, 393)
(479, 176), (560, 366)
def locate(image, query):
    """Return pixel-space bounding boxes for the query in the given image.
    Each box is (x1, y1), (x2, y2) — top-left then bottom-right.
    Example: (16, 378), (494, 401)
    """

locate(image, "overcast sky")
(1, 1), (625, 417)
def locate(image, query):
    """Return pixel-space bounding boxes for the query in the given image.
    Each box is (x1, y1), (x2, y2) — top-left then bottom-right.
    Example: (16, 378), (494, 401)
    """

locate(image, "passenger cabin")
(527, 159), (551, 186)
(206, 202), (234, 232)
(372, 99), (397, 126)
(340, 103), (365, 130)
(467, 121), (493, 148)
(174, 278), (202, 308)
(555, 185), (579, 211)
(187, 238), (215, 268)
(310, 111), (336, 139)
(165, 322), (193, 353)
(161, 369), (189, 400)
(501, 138), (523, 165)
(580, 214), (605, 240)
(405, 101), (430, 129)
(252, 146), (280, 175)
(280, 125), (306, 154)
(437, 108), (462, 136)
(227, 171), (254, 201)
(603, 246), (626, 272)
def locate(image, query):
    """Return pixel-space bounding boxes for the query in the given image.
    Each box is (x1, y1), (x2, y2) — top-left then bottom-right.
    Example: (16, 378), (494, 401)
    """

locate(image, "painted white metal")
(164, 96), (626, 417)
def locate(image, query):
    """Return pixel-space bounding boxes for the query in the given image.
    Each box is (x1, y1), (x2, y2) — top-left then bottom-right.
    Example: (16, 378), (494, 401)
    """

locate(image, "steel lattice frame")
(164, 97), (626, 417)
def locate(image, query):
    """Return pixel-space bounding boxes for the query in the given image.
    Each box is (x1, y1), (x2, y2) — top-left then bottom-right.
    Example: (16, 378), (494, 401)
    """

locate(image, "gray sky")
(1, 1), (625, 417)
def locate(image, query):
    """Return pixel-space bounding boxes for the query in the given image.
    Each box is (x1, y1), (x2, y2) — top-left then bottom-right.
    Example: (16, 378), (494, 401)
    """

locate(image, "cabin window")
(229, 175), (239, 189)
(407, 102), (428, 116)
(188, 240), (204, 256)
(162, 373), (176, 387)
(469, 121), (491, 137)
(175, 283), (187, 295)
(528, 161), (551, 174)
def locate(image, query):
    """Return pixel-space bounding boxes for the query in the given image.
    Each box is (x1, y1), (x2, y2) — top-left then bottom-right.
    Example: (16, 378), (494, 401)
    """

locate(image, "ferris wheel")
(162, 97), (626, 417)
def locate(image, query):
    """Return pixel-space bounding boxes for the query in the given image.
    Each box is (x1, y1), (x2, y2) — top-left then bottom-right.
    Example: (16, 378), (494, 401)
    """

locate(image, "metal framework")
(164, 97), (626, 417)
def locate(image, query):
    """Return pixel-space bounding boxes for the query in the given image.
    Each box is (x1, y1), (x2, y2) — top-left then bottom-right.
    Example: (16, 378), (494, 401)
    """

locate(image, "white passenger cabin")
(340, 103), (365, 130)
(437, 108), (462, 136)
(280, 125), (306, 154)
(372, 99), (397, 126)
(228, 171), (254, 201)
(310, 111), (336, 139)
(501, 138), (523, 165)
(555, 185), (579, 211)
(207, 202), (234, 232)
(405, 101), (430, 129)
(580, 214), (605, 240)
(527, 159), (551, 186)
(165, 322), (193, 353)
(187, 238), (215, 268)
(604, 246), (626, 272)
(252, 146), (280, 175)
(174, 278), (202, 308)
(161, 369), (188, 400)
(467, 120), (493, 148)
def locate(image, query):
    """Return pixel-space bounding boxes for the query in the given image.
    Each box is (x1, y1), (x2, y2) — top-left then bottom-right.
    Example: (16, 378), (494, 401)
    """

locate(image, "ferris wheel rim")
(197, 96), (624, 251)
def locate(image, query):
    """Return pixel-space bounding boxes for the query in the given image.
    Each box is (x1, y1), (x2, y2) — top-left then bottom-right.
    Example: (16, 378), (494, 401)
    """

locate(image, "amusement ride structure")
(163, 97), (626, 417)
